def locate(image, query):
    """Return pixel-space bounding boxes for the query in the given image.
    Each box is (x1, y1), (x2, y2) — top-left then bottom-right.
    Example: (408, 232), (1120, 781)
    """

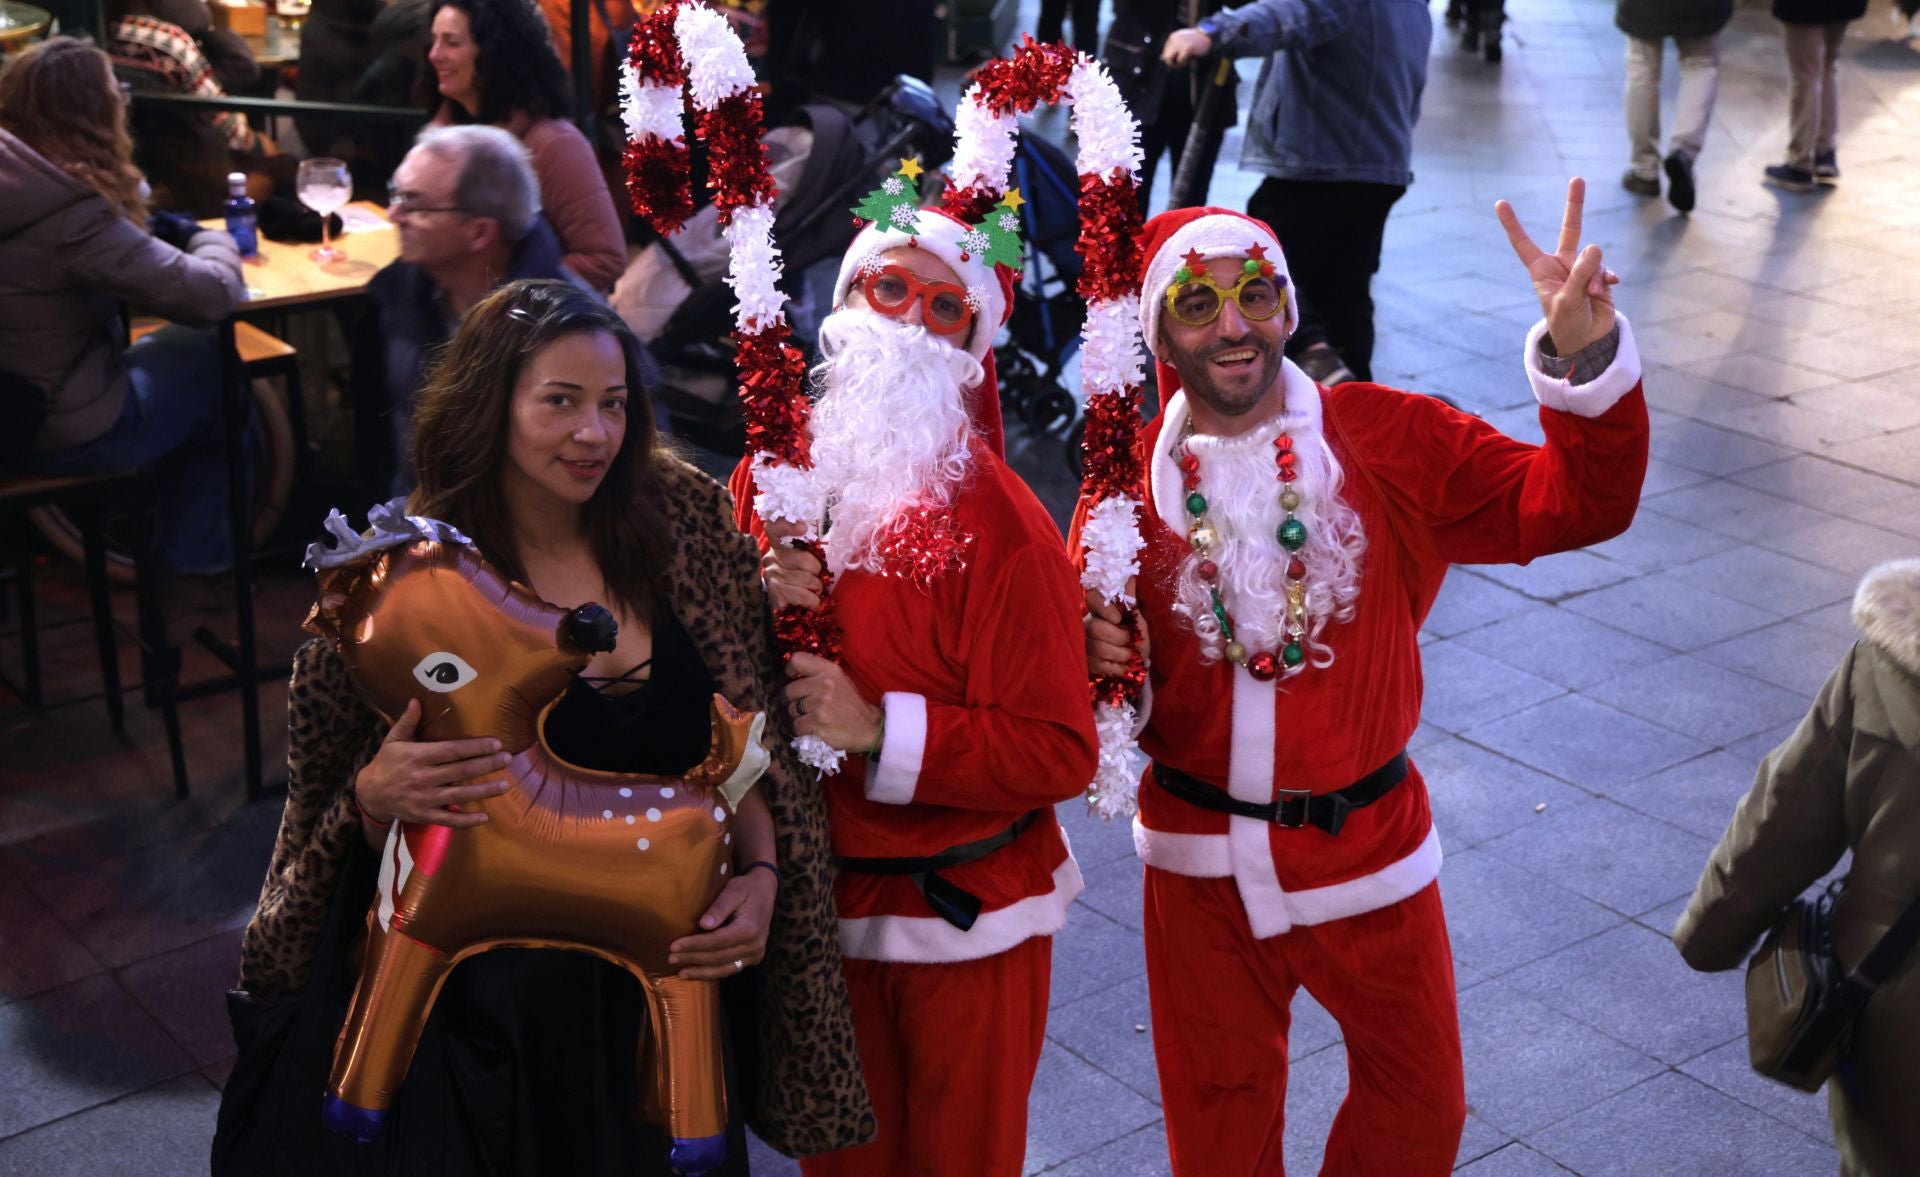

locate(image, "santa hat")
(1138, 207), (1297, 394)
(831, 207), (1015, 456)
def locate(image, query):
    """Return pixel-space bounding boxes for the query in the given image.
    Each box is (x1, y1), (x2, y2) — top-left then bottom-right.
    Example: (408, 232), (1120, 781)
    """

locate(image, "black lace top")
(541, 601), (720, 775)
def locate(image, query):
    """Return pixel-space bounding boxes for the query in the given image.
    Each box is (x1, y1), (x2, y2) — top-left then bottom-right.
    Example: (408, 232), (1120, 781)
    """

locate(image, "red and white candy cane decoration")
(620, 2), (845, 773)
(942, 38), (1150, 819)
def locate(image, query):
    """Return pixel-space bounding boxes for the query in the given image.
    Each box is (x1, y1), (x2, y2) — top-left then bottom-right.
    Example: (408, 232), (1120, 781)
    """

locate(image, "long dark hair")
(409, 280), (670, 622)
(424, 0), (571, 125)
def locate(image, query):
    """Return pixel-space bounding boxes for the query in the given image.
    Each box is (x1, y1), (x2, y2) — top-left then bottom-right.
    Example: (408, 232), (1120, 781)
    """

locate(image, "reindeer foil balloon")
(302, 503), (770, 1176)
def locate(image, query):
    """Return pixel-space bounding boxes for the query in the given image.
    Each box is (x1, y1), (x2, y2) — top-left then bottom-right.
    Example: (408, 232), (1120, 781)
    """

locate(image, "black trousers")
(1245, 178), (1405, 384)
(1138, 71), (1233, 213)
(1038, 0), (1102, 54)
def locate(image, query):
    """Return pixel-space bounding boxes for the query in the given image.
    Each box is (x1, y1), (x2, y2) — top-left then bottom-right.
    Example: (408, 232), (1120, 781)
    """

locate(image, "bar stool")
(0, 468), (188, 798)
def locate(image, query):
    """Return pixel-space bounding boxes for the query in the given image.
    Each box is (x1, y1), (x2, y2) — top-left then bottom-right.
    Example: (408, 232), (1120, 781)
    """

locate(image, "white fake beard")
(808, 309), (985, 577)
(1172, 409), (1367, 675)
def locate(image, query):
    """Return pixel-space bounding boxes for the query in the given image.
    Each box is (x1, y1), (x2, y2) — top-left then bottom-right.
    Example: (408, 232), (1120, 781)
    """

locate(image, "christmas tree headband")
(850, 157), (1026, 270)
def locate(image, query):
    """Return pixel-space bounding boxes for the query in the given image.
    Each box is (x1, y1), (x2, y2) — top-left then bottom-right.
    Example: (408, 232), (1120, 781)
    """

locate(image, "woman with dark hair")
(215, 279), (873, 1176)
(424, 0), (625, 290)
(0, 36), (244, 573)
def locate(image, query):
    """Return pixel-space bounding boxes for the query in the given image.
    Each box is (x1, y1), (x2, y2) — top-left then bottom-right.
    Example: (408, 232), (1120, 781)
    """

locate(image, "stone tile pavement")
(2, 0), (1917, 1173)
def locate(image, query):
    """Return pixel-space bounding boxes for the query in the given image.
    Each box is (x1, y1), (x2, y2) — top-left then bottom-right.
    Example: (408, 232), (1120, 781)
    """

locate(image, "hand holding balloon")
(353, 698), (513, 836)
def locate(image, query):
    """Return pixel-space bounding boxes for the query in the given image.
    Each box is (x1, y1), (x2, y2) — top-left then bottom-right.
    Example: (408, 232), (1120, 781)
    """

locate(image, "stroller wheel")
(1024, 386), (1079, 437)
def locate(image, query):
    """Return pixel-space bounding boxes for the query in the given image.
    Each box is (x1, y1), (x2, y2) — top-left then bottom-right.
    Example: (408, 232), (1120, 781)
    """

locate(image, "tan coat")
(1675, 558), (1920, 1177)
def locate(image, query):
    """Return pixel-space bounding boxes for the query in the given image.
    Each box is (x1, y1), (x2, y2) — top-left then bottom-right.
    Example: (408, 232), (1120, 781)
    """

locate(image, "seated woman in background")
(423, 0), (626, 291)
(215, 280), (872, 1176)
(0, 36), (244, 575)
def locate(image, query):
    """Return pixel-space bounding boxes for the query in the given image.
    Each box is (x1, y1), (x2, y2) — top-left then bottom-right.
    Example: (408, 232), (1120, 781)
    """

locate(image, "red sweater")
(732, 450), (1100, 962)
(1085, 322), (1649, 938)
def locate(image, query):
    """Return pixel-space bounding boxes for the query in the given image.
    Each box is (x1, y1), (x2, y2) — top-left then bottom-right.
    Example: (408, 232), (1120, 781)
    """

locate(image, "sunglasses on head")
(861, 264), (975, 336)
(1163, 266), (1289, 328)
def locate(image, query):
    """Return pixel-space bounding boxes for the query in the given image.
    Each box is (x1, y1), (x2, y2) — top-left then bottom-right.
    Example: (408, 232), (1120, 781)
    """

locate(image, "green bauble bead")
(1280, 488), (1301, 511)
(1282, 642), (1304, 667)
(1225, 641), (1248, 664)
(1185, 491), (1208, 516)
(1243, 258), (1260, 275)
(1278, 518), (1308, 551)
(1174, 266), (1192, 284)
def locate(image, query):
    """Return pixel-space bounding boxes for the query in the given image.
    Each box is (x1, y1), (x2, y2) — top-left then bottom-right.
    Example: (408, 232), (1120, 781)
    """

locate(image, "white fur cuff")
(1525, 312), (1641, 419)
(867, 692), (928, 804)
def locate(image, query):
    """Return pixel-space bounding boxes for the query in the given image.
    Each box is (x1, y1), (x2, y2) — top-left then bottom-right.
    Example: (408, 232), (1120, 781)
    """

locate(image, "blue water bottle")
(224, 171), (259, 258)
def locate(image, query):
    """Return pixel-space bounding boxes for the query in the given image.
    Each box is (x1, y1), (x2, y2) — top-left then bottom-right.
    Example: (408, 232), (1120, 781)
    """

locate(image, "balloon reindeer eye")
(412, 652), (478, 693)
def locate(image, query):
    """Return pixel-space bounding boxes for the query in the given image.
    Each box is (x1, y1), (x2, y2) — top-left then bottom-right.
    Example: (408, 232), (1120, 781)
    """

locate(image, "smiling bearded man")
(1078, 196), (1652, 1176)
(729, 205), (1098, 1177)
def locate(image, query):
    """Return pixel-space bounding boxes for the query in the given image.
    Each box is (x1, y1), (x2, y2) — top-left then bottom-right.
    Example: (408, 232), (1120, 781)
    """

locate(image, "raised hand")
(1494, 178), (1621, 355)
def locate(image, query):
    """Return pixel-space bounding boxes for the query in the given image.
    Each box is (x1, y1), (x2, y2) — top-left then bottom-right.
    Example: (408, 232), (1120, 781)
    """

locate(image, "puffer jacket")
(1614, 0), (1733, 40)
(0, 127), (243, 452)
(1675, 558), (1920, 1177)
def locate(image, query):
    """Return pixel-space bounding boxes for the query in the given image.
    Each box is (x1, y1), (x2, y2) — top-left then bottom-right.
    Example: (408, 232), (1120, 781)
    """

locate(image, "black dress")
(214, 604), (762, 1177)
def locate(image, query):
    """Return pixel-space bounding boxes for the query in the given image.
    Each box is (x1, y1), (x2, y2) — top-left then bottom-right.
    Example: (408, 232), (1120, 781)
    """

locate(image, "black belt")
(834, 811), (1041, 932)
(1151, 751), (1408, 837)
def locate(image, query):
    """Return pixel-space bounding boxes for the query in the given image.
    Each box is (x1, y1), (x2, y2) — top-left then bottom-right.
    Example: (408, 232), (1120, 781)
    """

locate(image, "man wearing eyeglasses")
(353, 123), (591, 496)
(1077, 198), (1649, 1175)
(728, 194), (1099, 1176)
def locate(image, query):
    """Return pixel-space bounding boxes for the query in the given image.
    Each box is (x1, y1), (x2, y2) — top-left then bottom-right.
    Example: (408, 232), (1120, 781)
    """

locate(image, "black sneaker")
(1295, 342), (1356, 386)
(1662, 151), (1696, 213)
(1814, 151), (1839, 184)
(1621, 170), (1660, 198)
(1763, 164), (1817, 193)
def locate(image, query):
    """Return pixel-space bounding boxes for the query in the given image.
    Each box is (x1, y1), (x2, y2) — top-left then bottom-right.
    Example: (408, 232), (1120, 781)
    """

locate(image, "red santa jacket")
(1103, 316), (1649, 939)
(732, 449), (1100, 963)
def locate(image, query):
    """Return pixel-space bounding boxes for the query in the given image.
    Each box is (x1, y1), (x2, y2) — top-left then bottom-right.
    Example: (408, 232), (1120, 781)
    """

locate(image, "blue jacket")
(1200, 0), (1431, 186)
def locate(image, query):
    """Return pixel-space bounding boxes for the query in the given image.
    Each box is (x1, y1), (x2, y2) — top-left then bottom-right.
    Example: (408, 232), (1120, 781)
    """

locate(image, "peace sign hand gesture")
(1495, 178), (1621, 356)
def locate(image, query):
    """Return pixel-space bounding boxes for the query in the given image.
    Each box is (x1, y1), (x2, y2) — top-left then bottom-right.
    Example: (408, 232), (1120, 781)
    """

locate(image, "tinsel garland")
(623, 1), (843, 772)
(942, 37), (1151, 819)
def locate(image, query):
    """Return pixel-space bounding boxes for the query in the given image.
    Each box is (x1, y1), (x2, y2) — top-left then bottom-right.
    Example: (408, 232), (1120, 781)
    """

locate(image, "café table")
(192, 201), (397, 796)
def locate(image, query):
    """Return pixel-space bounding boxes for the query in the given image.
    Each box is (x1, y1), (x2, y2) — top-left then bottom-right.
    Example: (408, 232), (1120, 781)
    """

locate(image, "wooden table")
(194, 201), (396, 795)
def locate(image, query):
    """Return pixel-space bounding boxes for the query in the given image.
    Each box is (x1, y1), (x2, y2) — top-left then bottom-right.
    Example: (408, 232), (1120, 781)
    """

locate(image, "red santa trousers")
(1144, 871), (1465, 1176)
(799, 936), (1051, 1177)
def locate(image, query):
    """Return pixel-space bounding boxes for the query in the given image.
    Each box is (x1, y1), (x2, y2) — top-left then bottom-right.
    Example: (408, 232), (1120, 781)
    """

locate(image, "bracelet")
(743, 859), (780, 888)
(865, 710), (886, 762)
(354, 791), (393, 830)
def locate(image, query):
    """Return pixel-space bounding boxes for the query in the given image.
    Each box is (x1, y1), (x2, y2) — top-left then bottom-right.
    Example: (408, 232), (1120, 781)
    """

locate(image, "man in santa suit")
(729, 206), (1100, 1176)
(1081, 183), (1649, 1174)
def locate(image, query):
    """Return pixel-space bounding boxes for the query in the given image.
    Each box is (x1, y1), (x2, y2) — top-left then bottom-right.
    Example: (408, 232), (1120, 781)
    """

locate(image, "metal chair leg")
(12, 519), (42, 707)
(80, 499), (125, 733)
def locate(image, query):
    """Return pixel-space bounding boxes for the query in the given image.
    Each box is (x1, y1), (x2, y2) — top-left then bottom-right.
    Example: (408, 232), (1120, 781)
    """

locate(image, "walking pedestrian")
(1763, 0), (1866, 192)
(1615, 0), (1732, 213)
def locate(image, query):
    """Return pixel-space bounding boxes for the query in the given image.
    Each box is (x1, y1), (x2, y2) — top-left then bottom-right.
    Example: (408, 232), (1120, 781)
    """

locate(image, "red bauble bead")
(1288, 558), (1307, 579)
(1278, 460), (1298, 481)
(1179, 452), (1200, 474)
(1198, 559), (1218, 581)
(1274, 434), (1294, 453)
(1183, 472), (1200, 490)
(1247, 651), (1279, 681)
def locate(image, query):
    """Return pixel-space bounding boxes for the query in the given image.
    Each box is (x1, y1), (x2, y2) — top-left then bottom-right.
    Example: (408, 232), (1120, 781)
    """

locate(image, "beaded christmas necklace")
(1178, 425), (1311, 682)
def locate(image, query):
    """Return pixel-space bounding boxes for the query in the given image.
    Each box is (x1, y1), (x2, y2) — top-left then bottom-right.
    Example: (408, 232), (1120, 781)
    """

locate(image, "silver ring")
(734, 959), (745, 972)
(795, 698), (807, 716)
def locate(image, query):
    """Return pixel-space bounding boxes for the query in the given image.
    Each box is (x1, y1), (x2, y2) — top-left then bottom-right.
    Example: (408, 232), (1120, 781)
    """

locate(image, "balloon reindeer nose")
(568, 602), (619, 655)
(300, 502), (771, 1176)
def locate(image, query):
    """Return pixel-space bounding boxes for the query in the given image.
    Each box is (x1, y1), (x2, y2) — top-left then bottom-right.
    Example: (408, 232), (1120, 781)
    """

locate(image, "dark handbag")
(1746, 878), (1920, 1092)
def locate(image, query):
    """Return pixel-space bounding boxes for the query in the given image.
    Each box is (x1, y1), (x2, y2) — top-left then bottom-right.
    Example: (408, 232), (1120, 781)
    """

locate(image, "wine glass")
(297, 157), (352, 263)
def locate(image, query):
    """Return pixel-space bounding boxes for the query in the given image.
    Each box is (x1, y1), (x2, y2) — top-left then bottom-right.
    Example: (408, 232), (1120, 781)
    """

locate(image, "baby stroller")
(615, 76), (956, 457)
(991, 131), (1094, 479)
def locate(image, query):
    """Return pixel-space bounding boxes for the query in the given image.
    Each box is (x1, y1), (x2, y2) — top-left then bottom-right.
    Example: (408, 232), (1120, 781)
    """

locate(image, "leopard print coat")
(235, 455), (876, 1157)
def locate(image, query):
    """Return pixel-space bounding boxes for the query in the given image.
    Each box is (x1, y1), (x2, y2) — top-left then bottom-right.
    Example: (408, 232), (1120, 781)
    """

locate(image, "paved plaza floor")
(3, 0), (1918, 1173)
